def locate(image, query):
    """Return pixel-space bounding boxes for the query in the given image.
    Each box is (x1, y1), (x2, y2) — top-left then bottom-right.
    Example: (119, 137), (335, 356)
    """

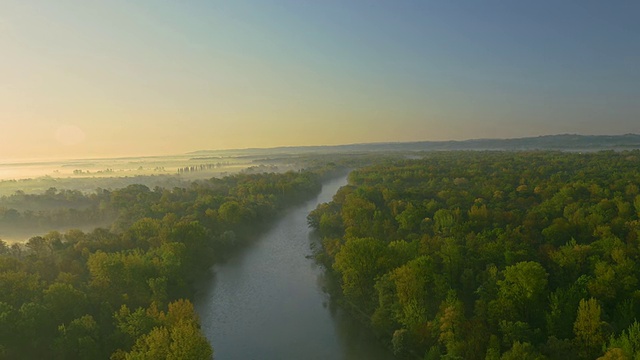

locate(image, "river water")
(194, 175), (395, 360)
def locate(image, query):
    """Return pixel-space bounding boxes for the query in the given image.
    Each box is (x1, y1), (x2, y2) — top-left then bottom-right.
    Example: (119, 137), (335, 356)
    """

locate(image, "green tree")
(497, 261), (548, 325)
(437, 292), (465, 358)
(500, 341), (545, 360)
(122, 300), (212, 360)
(573, 298), (606, 359)
(602, 321), (640, 359)
(43, 282), (88, 326)
(54, 315), (102, 360)
(333, 237), (388, 308)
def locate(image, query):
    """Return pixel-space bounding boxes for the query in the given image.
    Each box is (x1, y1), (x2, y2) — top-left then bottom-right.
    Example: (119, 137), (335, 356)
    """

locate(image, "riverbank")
(194, 175), (395, 359)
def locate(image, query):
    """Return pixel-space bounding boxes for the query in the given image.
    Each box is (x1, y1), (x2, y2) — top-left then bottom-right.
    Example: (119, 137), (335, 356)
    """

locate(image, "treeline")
(0, 175), (188, 199)
(177, 163), (229, 174)
(0, 171), (322, 359)
(0, 188), (112, 235)
(1, 188), (93, 210)
(0, 159), (350, 237)
(309, 151), (640, 359)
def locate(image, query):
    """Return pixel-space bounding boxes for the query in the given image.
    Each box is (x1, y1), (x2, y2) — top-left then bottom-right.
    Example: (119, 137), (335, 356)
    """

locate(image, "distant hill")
(190, 134), (640, 156)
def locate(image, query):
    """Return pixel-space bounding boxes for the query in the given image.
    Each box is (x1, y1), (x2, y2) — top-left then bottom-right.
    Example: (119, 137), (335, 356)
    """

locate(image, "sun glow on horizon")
(0, 1), (638, 161)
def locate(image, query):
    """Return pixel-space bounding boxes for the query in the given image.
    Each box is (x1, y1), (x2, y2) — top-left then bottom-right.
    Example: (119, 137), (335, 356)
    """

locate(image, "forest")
(0, 169), (326, 359)
(6, 149), (640, 359)
(309, 151), (640, 359)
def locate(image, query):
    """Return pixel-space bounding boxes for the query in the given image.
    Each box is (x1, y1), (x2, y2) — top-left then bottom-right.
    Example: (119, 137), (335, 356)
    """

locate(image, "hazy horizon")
(0, 131), (639, 165)
(2, 1), (639, 160)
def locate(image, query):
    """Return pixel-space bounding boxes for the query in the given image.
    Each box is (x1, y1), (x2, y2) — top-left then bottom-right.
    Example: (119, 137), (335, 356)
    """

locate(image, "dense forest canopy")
(309, 151), (640, 359)
(0, 170), (327, 359)
(7, 149), (640, 359)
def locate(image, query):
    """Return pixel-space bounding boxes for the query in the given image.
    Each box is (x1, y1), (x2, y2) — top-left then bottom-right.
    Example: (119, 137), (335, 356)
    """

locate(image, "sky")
(1, 1), (639, 160)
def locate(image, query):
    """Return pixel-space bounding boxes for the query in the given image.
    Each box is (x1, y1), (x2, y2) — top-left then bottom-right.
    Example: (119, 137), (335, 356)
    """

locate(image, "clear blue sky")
(1, 0), (639, 159)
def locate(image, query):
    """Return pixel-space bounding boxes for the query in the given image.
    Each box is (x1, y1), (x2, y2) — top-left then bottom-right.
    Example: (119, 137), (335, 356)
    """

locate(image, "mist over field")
(3, 134), (640, 243)
(0, 150), (298, 243)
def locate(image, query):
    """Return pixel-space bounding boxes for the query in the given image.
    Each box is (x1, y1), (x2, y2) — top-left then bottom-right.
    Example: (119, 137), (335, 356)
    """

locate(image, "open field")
(0, 150), (305, 242)
(0, 150), (305, 195)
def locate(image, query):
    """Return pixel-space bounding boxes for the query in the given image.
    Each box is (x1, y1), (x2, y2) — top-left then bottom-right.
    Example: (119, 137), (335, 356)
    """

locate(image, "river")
(194, 175), (395, 360)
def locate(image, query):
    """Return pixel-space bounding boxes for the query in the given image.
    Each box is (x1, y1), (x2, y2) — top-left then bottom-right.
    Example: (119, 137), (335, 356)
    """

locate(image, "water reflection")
(194, 176), (395, 359)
